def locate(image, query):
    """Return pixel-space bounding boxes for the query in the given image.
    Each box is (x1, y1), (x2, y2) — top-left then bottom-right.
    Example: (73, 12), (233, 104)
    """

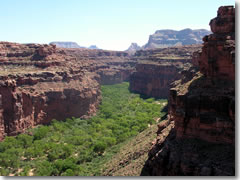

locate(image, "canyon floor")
(0, 5), (235, 176)
(0, 82), (167, 176)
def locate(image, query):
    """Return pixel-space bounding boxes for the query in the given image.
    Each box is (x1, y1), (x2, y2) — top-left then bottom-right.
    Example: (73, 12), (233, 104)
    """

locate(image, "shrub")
(52, 158), (77, 176)
(66, 136), (85, 145)
(17, 134), (33, 148)
(0, 136), (18, 152)
(33, 126), (50, 140)
(146, 98), (155, 103)
(47, 143), (73, 161)
(102, 137), (116, 147)
(0, 148), (22, 168)
(61, 169), (74, 176)
(93, 141), (107, 154)
(77, 150), (93, 163)
(35, 161), (53, 176)
(19, 165), (31, 176)
(0, 168), (10, 176)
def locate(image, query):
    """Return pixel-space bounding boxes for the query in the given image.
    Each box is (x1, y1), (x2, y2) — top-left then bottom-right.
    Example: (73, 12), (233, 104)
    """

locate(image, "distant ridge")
(50, 41), (99, 49)
(50, 41), (85, 48)
(88, 45), (99, 49)
(143, 28), (211, 49)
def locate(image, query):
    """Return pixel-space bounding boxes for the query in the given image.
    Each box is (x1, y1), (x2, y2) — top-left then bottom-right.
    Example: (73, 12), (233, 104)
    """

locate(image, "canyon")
(1, 32), (202, 141)
(0, 39), (198, 140)
(0, 43), (135, 140)
(0, 4), (235, 177)
(142, 6), (235, 176)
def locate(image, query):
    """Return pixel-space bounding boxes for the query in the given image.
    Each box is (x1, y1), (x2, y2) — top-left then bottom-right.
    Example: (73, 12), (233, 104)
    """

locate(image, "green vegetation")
(0, 82), (167, 176)
(102, 122), (159, 176)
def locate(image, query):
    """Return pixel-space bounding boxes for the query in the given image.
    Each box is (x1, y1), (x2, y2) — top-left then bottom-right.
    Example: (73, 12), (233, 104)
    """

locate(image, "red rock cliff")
(142, 6), (235, 176)
(0, 43), (133, 141)
(130, 45), (201, 98)
(130, 62), (181, 98)
(63, 48), (135, 85)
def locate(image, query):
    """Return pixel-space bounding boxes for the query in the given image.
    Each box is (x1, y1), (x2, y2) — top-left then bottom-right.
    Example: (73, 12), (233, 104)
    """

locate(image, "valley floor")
(0, 82), (167, 176)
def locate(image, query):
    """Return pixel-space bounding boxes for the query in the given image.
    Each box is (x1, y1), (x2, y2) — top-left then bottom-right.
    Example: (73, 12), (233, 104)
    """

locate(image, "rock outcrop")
(49, 41), (85, 48)
(126, 43), (141, 54)
(0, 42), (134, 141)
(142, 6), (235, 176)
(143, 28), (210, 49)
(129, 45), (201, 98)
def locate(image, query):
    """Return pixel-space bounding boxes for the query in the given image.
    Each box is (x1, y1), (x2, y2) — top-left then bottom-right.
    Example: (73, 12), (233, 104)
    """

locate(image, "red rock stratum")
(142, 6), (235, 176)
(130, 45), (201, 98)
(0, 42), (134, 140)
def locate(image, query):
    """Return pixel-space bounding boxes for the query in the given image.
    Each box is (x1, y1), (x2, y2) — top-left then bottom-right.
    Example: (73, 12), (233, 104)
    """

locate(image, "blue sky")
(0, 0), (235, 51)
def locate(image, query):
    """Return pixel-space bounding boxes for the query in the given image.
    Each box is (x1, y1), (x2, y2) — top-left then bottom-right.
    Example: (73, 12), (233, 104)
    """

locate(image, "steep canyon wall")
(130, 45), (201, 98)
(143, 6), (235, 176)
(0, 43), (134, 140)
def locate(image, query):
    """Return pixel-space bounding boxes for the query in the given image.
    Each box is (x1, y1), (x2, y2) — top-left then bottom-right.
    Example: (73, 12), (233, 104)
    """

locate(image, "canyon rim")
(0, 1), (236, 177)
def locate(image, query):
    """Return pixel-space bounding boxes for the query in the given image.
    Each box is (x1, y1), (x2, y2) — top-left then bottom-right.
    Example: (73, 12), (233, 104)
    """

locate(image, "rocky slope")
(142, 6), (235, 176)
(0, 42), (134, 141)
(143, 28), (210, 49)
(129, 45), (201, 98)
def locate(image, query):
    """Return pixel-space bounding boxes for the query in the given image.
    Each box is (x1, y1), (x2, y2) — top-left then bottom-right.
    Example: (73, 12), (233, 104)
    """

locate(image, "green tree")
(17, 134), (33, 148)
(35, 160), (53, 176)
(93, 141), (107, 154)
(33, 126), (50, 140)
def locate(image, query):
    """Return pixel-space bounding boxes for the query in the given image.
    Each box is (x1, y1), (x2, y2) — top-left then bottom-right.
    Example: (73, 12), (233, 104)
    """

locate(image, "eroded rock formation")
(143, 28), (210, 49)
(143, 6), (235, 176)
(0, 42), (134, 140)
(126, 43), (141, 54)
(130, 45), (201, 98)
(63, 48), (135, 85)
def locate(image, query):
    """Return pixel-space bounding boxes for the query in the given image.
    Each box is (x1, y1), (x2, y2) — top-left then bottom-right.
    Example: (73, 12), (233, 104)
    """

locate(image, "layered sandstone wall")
(143, 6), (235, 176)
(130, 45), (201, 98)
(0, 42), (133, 140)
(63, 48), (136, 85)
(170, 5), (235, 145)
(130, 62), (181, 98)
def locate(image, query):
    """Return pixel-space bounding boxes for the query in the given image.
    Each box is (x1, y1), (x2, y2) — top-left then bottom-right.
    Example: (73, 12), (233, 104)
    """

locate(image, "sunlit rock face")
(0, 42), (135, 140)
(129, 45), (201, 98)
(143, 6), (235, 176)
(143, 28), (210, 49)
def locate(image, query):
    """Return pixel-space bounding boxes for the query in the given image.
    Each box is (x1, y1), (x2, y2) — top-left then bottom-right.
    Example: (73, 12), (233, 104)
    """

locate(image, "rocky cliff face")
(129, 45), (201, 98)
(0, 42), (134, 141)
(143, 28), (210, 49)
(63, 48), (135, 85)
(130, 62), (181, 98)
(143, 6), (235, 176)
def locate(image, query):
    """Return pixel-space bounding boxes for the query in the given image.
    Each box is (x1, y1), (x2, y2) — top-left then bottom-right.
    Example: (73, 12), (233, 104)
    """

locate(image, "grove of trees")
(0, 82), (167, 176)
